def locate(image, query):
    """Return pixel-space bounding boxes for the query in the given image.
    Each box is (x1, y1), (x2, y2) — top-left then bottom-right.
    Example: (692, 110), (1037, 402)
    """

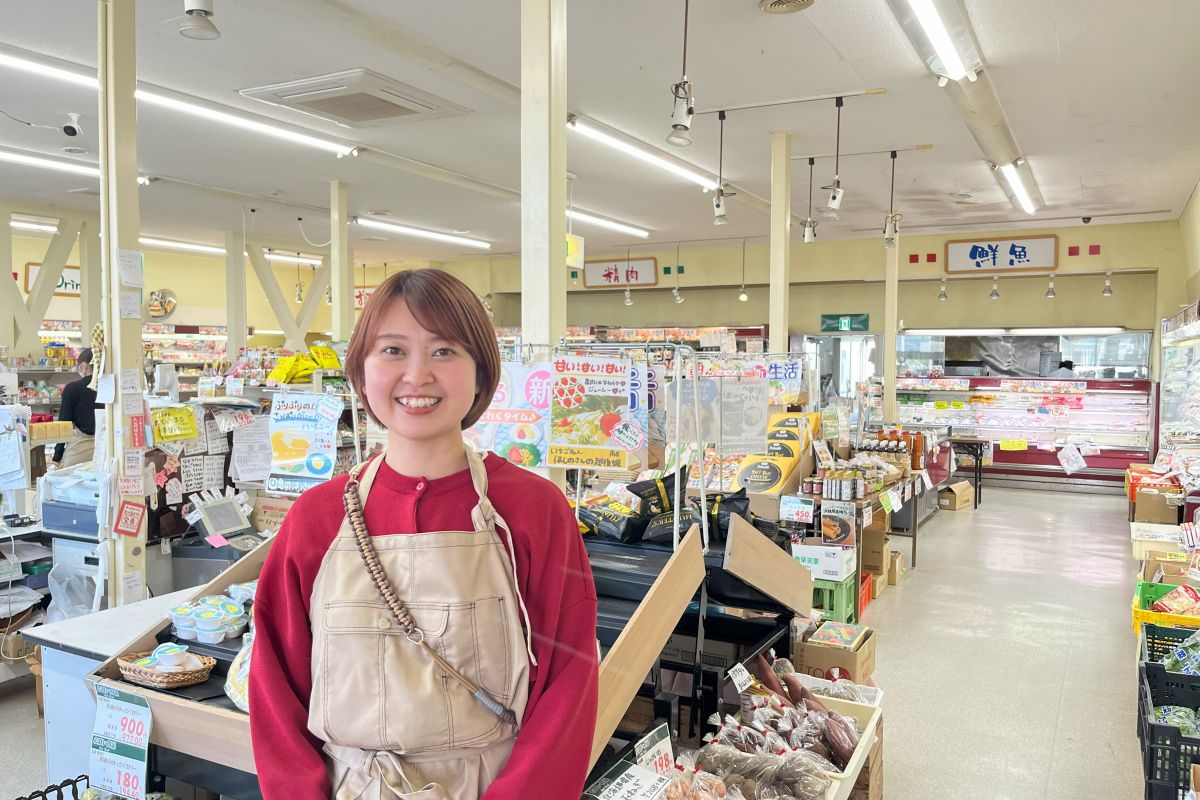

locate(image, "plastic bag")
(1156, 705), (1199, 736)
(628, 467), (688, 517)
(642, 507), (701, 546)
(576, 498), (647, 543)
(228, 580), (258, 608)
(693, 742), (833, 800)
(44, 564), (98, 624)
(666, 751), (742, 800)
(690, 488), (752, 543)
(1163, 629), (1200, 676)
(224, 625), (255, 712)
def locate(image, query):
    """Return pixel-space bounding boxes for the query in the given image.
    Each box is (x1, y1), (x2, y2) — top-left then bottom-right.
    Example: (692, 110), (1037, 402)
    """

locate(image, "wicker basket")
(117, 651), (216, 689)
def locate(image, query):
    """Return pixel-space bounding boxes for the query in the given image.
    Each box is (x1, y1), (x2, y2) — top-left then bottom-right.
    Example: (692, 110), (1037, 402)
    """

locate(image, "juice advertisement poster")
(547, 357), (633, 469)
(267, 392), (343, 495)
(467, 362), (552, 468)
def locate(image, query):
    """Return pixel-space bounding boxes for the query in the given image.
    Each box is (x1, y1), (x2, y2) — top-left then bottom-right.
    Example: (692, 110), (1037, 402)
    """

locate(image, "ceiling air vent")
(240, 68), (470, 128)
(759, 0), (816, 12)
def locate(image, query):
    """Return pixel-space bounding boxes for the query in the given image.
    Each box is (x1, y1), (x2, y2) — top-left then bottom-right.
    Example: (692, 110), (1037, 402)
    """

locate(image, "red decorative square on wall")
(1068, 245), (1080, 256)
(1089, 244), (1101, 255)
(908, 254), (919, 264)
(926, 253), (937, 262)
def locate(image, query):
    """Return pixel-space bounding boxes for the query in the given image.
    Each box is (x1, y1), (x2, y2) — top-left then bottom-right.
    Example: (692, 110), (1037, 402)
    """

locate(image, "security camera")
(1081, 216), (1092, 224)
(62, 113), (82, 137)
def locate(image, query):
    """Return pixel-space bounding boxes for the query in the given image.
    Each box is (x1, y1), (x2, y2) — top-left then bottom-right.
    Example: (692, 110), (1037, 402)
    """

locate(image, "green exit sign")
(821, 314), (869, 332)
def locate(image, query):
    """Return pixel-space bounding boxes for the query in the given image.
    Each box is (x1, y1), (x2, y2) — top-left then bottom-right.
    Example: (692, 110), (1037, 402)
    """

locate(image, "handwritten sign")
(151, 406), (199, 442)
(113, 500), (146, 537)
(945, 235), (1057, 273)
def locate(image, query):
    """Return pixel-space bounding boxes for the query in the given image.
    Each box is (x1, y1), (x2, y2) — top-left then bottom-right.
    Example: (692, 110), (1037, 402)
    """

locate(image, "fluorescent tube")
(1009, 327), (1124, 336)
(355, 217), (492, 250)
(905, 0), (969, 80)
(11, 220), (60, 233)
(567, 117), (719, 192)
(138, 236), (225, 255)
(0, 148), (100, 178)
(567, 209), (650, 238)
(902, 328), (1006, 336)
(999, 163), (1037, 214)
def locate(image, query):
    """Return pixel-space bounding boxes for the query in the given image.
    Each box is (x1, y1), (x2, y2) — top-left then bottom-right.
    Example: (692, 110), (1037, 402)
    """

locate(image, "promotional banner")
(548, 357), (633, 469)
(766, 359), (805, 405)
(467, 361), (552, 467)
(267, 392), (343, 495)
(719, 377), (769, 454)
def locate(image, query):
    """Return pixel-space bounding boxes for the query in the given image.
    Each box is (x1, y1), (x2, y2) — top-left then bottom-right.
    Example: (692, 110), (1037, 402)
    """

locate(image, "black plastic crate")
(1139, 663), (1200, 800)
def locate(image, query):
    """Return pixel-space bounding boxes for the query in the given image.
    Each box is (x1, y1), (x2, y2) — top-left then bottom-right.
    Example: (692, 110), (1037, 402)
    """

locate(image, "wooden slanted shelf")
(723, 514), (813, 616)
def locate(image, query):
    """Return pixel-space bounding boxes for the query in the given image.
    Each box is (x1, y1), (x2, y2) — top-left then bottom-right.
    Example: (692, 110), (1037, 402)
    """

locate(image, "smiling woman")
(250, 267), (599, 800)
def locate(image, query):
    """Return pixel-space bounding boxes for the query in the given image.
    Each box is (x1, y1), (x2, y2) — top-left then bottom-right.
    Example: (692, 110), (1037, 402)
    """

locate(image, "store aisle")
(866, 487), (1141, 800)
(0, 673), (45, 799)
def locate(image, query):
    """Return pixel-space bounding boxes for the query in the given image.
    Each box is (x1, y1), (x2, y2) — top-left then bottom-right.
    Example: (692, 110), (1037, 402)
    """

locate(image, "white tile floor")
(0, 486), (1144, 799)
(867, 486), (1143, 800)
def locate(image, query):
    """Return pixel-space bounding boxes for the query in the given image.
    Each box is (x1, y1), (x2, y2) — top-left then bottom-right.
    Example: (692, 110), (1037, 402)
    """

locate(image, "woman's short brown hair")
(345, 269), (499, 429)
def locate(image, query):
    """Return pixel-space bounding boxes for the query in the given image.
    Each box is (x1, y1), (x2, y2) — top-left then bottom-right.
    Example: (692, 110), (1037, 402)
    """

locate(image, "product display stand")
(949, 435), (988, 508)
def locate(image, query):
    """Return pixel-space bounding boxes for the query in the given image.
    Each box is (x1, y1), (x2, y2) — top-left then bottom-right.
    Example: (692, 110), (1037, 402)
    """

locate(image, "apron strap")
(464, 446), (539, 668)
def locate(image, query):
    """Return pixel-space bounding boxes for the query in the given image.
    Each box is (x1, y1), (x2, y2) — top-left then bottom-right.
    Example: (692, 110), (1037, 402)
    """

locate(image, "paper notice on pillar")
(117, 248), (144, 288)
(94, 374), (116, 404)
(180, 456), (204, 493)
(547, 357), (632, 470)
(203, 454), (227, 491)
(121, 393), (143, 417)
(120, 368), (140, 395)
(204, 419), (230, 455)
(231, 416), (271, 483)
(719, 377), (769, 455)
(181, 407), (209, 456)
(267, 392), (343, 495)
(119, 290), (141, 319)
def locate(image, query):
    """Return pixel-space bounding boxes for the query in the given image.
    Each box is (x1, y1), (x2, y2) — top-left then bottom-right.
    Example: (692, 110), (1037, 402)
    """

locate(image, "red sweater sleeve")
(482, 489), (598, 800)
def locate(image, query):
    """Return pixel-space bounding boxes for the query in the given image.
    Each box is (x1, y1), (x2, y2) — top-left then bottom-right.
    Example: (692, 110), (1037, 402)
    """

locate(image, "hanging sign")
(89, 683), (152, 800)
(566, 233), (585, 269)
(820, 314), (869, 333)
(582, 257), (659, 288)
(267, 392), (344, 495)
(766, 360), (805, 405)
(353, 285), (377, 310)
(547, 356), (632, 469)
(945, 234), (1058, 273)
(467, 362), (553, 468)
(720, 377), (769, 454)
(24, 262), (82, 298)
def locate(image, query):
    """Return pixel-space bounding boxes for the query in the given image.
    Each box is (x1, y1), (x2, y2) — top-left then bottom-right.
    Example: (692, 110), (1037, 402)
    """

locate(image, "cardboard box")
(862, 528), (888, 574)
(792, 537), (857, 581)
(1136, 487), (1183, 525)
(660, 634), (741, 677)
(872, 571), (887, 597)
(888, 551), (904, 585)
(1140, 550), (1193, 586)
(938, 480), (974, 510)
(797, 627), (876, 682)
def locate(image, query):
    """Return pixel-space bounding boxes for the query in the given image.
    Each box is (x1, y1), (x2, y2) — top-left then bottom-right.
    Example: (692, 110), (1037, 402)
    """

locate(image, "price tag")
(587, 761), (670, 800)
(933, 400), (949, 410)
(89, 683), (151, 800)
(813, 440), (835, 470)
(1080, 445), (1101, 456)
(920, 469), (934, 491)
(879, 492), (895, 514)
(904, 482), (913, 501)
(727, 662), (755, 693)
(225, 377), (245, 397)
(779, 495), (815, 525)
(861, 503), (873, 529)
(160, 538), (172, 556)
(999, 439), (1028, 451)
(633, 722), (674, 777)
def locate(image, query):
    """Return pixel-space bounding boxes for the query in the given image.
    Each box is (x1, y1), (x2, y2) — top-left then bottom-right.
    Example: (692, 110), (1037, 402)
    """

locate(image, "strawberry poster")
(467, 362), (552, 468)
(548, 356), (633, 470)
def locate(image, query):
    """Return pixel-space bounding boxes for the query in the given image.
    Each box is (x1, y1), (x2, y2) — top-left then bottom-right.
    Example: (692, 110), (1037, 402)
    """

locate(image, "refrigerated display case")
(1159, 302), (1200, 519)
(894, 376), (1155, 489)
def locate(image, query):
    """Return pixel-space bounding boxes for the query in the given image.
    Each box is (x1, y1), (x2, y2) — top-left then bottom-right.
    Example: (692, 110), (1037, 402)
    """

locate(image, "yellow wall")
(1181, 179), (1200, 303)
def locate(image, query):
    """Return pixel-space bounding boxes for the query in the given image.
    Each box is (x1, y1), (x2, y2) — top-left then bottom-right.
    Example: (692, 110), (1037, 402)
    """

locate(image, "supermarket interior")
(2, 2), (1200, 800)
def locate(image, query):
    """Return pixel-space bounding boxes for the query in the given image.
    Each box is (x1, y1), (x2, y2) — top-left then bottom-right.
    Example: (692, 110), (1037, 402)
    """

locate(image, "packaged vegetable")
(1155, 705), (1199, 735)
(628, 467), (688, 517)
(693, 742), (833, 800)
(1163, 629), (1200, 676)
(1152, 584), (1200, 615)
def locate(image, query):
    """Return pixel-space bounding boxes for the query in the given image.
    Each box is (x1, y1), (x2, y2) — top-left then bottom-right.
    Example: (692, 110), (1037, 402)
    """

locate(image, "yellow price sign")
(933, 401), (949, 410)
(950, 401), (967, 410)
(151, 406), (199, 442)
(999, 439), (1029, 451)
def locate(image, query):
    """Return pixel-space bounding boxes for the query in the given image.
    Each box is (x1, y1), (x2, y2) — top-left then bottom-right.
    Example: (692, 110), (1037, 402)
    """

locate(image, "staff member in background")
(250, 268), (599, 800)
(1048, 359), (1077, 378)
(53, 348), (99, 468)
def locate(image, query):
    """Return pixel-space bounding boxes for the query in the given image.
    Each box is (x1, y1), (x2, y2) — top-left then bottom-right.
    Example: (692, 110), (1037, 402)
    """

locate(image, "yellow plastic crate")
(1131, 581), (1200, 633)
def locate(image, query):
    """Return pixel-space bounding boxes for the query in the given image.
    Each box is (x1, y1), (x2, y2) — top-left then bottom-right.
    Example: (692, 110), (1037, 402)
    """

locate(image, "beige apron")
(58, 427), (94, 468)
(307, 447), (536, 800)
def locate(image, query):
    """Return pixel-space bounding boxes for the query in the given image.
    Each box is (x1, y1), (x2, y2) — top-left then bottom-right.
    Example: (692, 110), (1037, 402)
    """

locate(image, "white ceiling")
(0, 0), (1197, 263)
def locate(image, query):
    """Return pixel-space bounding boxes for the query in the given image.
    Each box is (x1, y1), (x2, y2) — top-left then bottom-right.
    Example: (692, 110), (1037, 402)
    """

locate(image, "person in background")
(1047, 359), (1077, 378)
(53, 348), (99, 468)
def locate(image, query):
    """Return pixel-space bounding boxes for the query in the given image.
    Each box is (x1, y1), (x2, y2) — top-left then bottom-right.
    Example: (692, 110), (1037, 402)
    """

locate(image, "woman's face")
(362, 298), (479, 443)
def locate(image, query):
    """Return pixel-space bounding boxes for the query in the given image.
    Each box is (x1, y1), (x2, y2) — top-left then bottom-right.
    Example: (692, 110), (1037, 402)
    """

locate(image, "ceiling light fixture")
(882, 149), (900, 249)
(264, 251), (324, 266)
(803, 157), (818, 243)
(354, 216), (491, 249)
(903, 328), (1006, 336)
(937, 277), (948, 301)
(137, 236), (224, 255)
(0, 50), (96, 88)
(988, 276), (999, 301)
(0, 147), (99, 178)
(821, 97), (845, 220)
(713, 110), (731, 225)
(666, 0), (694, 147)
(1045, 276), (1056, 299)
(179, 0), (220, 40)
(10, 219), (60, 234)
(998, 161), (1037, 215)
(738, 238), (749, 301)
(1011, 326), (1125, 336)
(293, 257), (304, 303)
(886, 0), (981, 83)
(566, 209), (650, 238)
(566, 116), (719, 191)
(624, 287), (634, 306)
(673, 286), (685, 304)
(1102, 271), (1114, 297)
(673, 242), (685, 303)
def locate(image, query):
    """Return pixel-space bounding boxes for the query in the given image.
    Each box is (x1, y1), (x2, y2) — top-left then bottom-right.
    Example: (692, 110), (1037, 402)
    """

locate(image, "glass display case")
(1160, 302), (1200, 452)
(895, 331), (1151, 379)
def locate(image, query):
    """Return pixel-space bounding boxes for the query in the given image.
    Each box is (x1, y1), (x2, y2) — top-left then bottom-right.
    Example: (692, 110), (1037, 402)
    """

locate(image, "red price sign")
(119, 715), (146, 744)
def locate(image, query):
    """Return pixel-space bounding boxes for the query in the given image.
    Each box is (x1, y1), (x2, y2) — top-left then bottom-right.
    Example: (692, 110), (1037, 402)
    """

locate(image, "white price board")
(727, 661), (755, 693)
(586, 761), (670, 800)
(779, 495), (816, 525)
(633, 722), (674, 777)
(862, 503), (873, 530)
(89, 683), (152, 800)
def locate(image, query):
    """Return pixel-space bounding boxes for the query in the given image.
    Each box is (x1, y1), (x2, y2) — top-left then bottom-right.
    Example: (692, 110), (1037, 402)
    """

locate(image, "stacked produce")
(1162, 628), (1200, 675)
(1152, 585), (1200, 617)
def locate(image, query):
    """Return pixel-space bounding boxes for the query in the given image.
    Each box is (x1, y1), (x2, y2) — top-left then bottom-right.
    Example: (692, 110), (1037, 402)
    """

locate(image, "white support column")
(330, 181), (354, 341)
(883, 236), (900, 422)
(225, 231), (247, 355)
(769, 131), (792, 354)
(80, 220), (103, 337)
(0, 206), (14, 350)
(99, 0), (146, 606)
(520, 0), (568, 346)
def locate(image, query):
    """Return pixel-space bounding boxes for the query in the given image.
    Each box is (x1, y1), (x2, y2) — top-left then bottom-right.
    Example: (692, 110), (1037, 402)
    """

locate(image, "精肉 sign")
(944, 234), (1058, 273)
(583, 257), (658, 288)
(25, 262), (81, 297)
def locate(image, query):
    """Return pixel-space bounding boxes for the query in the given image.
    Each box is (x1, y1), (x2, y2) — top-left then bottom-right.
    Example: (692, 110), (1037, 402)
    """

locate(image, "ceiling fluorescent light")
(138, 236), (225, 255)
(887, 0), (981, 82)
(135, 90), (353, 156)
(905, 0), (968, 79)
(0, 148), (99, 178)
(998, 162), (1037, 215)
(11, 220), (60, 234)
(355, 217), (491, 250)
(567, 117), (719, 191)
(902, 328), (1006, 336)
(0, 50), (97, 89)
(264, 251), (324, 266)
(1009, 327), (1124, 336)
(567, 209), (650, 238)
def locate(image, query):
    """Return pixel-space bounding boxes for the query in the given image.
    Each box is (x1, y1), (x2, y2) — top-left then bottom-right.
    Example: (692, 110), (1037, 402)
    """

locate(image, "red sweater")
(249, 454), (599, 799)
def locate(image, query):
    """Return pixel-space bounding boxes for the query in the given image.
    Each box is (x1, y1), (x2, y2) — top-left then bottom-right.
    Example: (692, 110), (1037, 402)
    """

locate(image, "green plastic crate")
(812, 575), (857, 624)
